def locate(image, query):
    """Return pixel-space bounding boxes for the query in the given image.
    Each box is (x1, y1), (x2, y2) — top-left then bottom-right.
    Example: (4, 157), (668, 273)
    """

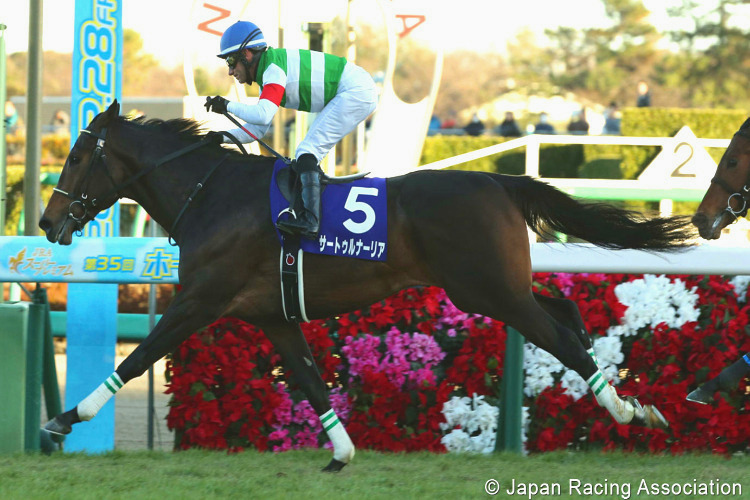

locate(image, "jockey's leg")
(276, 154), (321, 239)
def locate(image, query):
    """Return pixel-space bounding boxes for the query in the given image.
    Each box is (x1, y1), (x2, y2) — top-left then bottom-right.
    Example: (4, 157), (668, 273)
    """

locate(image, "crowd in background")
(428, 80), (648, 138)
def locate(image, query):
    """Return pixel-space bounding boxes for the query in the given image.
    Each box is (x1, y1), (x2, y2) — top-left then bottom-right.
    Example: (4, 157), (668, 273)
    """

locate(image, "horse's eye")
(70, 155), (80, 164)
(727, 158), (738, 168)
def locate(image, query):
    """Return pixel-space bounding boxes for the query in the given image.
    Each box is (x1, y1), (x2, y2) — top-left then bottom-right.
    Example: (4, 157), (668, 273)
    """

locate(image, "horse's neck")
(123, 147), (214, 232)
(123, 148), (270, 237)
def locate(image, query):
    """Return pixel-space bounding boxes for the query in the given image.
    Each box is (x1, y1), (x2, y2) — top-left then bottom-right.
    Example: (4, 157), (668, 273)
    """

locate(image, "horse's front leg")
(257, 321), (354, 472)
(45, 288), (223, 436)
(687, 352), (750, 404)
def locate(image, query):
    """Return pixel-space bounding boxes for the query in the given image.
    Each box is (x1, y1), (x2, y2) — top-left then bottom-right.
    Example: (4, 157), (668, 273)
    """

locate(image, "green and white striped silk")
(257, 48), (347, 113)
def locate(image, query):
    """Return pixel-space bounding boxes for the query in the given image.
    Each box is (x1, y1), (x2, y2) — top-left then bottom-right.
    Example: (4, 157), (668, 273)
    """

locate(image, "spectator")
(4, 100), (19, 134)
(496, 111), (522, 137)
(50, 109), (70, 134)
(636, 80), (651, 107)
(603, 102), (622, 135)
(567, 108), (589, 135)
(533, 112), (555, 134)
(428, 114), (441, 131)
(441, 118), (457, 129)
(463, 113), (485, 136)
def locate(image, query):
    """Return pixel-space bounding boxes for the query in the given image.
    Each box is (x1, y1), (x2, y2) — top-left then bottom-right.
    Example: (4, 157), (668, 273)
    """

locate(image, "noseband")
(53, 128), (120, 232)
(710, 129), (750, 219)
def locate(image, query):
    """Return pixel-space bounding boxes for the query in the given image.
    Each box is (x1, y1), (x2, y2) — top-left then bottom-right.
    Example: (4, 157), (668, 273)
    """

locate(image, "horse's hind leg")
(443, 281), (666, 428)
(533, 293), (596, 361)
(531, 292), (668, 427)
(256, 321), (354, 472)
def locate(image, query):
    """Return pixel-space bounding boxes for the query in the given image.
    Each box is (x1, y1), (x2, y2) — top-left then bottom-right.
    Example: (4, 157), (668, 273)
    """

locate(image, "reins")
(56, 125), (247, 244)
(222, 111), (290, 164)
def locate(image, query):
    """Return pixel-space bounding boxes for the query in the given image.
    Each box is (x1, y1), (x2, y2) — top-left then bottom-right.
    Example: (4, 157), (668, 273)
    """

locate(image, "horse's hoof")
(686, 388), (712, 405)
(322, 458), (348, 473)
(44, 416), (72, 436)
(641, 404), (669, 429)
(626, 397), (669, 429)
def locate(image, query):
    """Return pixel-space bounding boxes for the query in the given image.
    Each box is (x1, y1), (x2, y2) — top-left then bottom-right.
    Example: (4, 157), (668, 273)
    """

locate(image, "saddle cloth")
(270, 159), (388, 262)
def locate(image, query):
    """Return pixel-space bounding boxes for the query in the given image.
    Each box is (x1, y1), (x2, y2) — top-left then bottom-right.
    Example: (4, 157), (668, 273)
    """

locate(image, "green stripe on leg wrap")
(109, 374), (123, 389)
(587, 372), (602, 388)
(324, 418), (341, 432)
(103, 379), (117, 394)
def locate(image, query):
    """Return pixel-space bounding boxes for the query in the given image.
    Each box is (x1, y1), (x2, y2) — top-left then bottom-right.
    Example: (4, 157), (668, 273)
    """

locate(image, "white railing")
(414, 133), (729, 178)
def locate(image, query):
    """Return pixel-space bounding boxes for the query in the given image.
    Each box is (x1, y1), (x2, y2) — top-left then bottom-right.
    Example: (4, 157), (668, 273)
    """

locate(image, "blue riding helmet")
(217, 21), (267, 58)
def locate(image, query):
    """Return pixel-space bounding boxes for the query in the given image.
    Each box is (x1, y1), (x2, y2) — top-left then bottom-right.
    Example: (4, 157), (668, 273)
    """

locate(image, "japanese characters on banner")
(0, 237), (180, 284)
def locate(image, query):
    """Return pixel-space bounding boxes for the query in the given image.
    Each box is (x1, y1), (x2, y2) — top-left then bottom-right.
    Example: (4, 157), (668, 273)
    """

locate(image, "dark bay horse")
(688, 118), (750, 404)
(40, 101), (695, 469)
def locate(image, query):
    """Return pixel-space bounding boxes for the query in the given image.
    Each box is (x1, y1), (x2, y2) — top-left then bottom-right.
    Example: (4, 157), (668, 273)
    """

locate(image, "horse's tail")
(499, 175), (697, 250)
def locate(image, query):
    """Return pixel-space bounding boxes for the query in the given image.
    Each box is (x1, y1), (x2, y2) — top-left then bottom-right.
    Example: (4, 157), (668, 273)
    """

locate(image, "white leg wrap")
(320, 409), (355, 463)
(587, 371), (634, 425)
(587, 347), (598, 365)
(77, 373), (124, 421)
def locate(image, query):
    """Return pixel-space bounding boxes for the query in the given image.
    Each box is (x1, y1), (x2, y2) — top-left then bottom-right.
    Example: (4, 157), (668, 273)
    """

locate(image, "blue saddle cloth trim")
(270, 159), (388, 261)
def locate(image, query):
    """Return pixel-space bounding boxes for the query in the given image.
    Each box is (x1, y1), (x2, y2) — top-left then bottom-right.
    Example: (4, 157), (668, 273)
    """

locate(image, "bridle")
(709, 129), (750, 220)
(53, 128), (117, 232)
(54, 124), (247, 244)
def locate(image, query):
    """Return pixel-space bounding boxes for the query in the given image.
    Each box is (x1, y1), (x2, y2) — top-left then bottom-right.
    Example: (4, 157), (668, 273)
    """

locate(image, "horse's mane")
(117, 115), (267, 161)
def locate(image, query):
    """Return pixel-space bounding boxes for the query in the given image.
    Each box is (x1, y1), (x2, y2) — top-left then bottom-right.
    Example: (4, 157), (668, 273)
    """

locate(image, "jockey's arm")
(224, 63), (287, 144)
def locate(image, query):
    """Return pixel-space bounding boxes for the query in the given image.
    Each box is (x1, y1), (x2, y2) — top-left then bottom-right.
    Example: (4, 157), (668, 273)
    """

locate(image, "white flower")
(729, 275), (750, 303)
(523, 344), (564, 397)
(611, 274), (699, 336)
(440, 394), (508, 454)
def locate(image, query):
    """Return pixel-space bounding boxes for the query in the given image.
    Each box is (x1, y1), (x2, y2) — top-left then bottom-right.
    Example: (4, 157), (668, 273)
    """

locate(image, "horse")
(40, 101), (696, 470)
(688, 118), (750, 404)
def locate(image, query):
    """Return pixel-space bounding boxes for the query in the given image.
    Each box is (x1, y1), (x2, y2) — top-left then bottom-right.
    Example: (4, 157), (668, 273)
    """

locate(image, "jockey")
(205, 21), (378, 240)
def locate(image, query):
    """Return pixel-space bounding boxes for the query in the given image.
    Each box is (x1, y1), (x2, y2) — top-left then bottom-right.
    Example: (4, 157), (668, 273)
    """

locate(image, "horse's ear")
(109, 99), (120, 117)
(97, 99), (120, 127)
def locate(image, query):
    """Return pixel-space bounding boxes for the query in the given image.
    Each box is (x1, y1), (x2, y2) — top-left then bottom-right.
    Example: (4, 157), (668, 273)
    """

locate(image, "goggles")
(226, 52), (241, 68)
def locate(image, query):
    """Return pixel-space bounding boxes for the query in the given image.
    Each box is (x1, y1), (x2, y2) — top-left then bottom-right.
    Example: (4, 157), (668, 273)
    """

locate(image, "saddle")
(274, 161), (369, 323)
(274, 163), (369, 209)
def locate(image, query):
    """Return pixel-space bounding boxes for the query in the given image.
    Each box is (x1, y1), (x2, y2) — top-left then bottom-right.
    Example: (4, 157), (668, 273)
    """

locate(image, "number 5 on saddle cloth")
(270, 159), (388, 322)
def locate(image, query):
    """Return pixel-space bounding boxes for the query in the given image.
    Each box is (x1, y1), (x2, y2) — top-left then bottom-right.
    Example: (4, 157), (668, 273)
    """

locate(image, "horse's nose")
(691, 212), (707, 229)
(39, 216), (52, 234)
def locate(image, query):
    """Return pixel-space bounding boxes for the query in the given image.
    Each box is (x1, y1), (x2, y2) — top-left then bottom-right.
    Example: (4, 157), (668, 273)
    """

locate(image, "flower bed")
(166, 273), (750, 454)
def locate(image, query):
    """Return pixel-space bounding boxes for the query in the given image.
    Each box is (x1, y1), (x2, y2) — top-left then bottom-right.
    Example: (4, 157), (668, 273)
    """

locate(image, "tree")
(542, 0), (660, 105)
(659, 0), (750, 108)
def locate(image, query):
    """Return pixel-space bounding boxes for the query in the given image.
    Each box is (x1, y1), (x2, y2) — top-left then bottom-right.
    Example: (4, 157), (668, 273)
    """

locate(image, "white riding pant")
(296, 63), (378, 162)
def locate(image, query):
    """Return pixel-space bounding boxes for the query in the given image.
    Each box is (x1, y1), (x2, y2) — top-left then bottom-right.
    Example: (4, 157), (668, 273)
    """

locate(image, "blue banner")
(0, 237), (179, 284)
(68, 0), (123, 453)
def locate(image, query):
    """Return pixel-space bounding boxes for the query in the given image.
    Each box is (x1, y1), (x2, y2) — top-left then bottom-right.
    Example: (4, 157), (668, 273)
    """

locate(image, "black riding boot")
(277, 156), (321, 239)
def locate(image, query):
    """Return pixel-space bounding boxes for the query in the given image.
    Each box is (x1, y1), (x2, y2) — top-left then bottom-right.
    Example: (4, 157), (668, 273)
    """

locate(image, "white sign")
(638, 126), (717, 187)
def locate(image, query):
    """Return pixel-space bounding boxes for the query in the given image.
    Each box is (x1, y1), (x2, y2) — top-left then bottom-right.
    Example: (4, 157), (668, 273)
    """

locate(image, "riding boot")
(277, 156), (321, 239)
